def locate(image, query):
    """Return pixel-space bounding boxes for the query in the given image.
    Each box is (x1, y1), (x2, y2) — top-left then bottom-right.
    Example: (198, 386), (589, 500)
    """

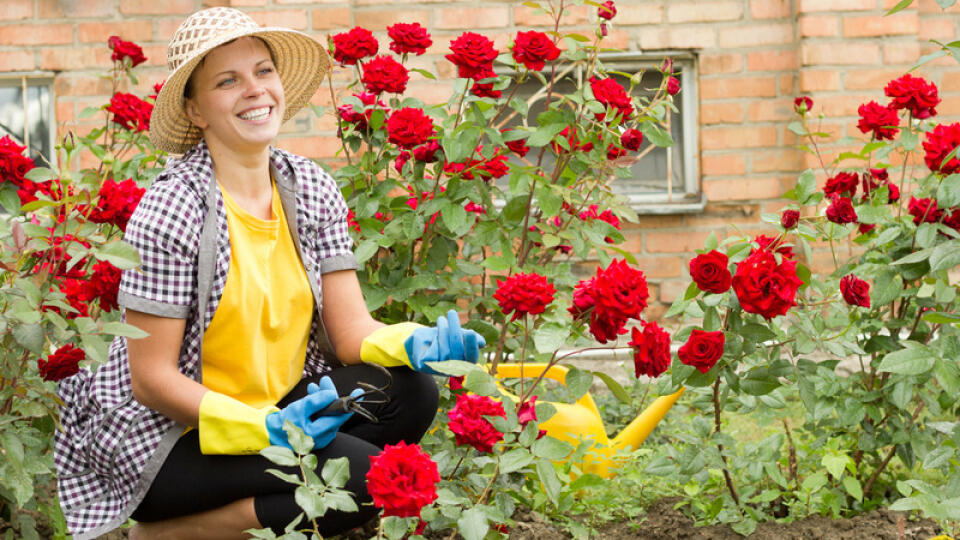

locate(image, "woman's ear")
(184, 97), (208, 130)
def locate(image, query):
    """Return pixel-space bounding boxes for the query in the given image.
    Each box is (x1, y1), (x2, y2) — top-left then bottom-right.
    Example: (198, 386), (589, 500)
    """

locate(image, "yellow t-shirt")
(200, 179), (314, 409)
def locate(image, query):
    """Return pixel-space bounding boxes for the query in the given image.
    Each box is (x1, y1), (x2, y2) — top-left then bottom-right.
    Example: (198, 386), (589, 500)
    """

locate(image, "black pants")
(131, 365), (439, 535)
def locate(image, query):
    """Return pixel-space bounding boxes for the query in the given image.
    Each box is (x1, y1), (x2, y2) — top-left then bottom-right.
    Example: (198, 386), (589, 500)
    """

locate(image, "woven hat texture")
(149, 7), (329, 154)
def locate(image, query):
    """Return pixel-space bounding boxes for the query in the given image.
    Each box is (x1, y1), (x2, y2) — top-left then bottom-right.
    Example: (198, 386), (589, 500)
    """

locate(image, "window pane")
(0, 81), (52, 163)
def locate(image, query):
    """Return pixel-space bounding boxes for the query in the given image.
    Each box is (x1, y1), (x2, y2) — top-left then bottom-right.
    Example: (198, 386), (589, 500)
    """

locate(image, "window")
(0, 74), (55, 164)
(501, 52), (701, 213)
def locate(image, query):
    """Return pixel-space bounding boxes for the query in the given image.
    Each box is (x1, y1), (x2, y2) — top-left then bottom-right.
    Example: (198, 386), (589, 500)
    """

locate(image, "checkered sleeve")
(118, 178), (203, 318)
(312, 165), (357, 274)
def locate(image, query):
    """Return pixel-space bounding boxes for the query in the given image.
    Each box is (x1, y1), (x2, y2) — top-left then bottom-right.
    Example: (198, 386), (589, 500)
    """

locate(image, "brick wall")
(2, 0), (959, 321)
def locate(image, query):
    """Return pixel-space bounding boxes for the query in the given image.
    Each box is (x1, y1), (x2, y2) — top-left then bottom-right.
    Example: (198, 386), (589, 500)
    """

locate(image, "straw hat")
(149, 7), (329, 154)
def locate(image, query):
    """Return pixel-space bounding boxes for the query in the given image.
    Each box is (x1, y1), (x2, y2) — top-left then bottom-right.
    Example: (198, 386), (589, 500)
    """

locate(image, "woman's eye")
(217, 77), (235, 87)
(259, 67), (275, 75)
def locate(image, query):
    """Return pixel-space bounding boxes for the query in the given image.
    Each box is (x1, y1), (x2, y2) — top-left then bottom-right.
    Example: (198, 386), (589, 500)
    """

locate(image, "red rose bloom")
(387, 22), (432, 56)
(445, 32), (498, 80)
(869, 167), (889, 183)
(512, 31), (561, 71)
(923, 122), (960, 175)
(781, 209), (799, 229)
(551, 126), (594, 155)
(689, 250), (732, 294)
(858, 223), (877, 235)
(38, 343), (84, 382)
(56, 278), (91, 319)
(331, 27), (378, 65)
(87, 260), (121, 312)
(886, 183), (900, 203)
(517, 396), (538, 426)
(732, 249), (803, 320)
(754, 234), (794, 259)
(337, 92), (386, 132)
(826, 197), (857, 224)
(907, 196), (943, 224)
(386, 107), (434, 149)
(448, 375), (465, 392)
(589, 76), (634, 121)
(794, 96), (813, 113)
(107, 92), (152, 132)
(366, 441), (439, 518)
(361, 56), (409, 95)
(678, 329), (725, 374)
(413, 140), (441, 163)
(505, 137), (530, 158)
(944, 209), (960, 231)
(857, 101), (900, 141)
(471, 81), (502, 99)
(840, 275), (870, 308)
(598, 0), (617, 20)
(108, 36), (146, 67)
(568, 259), (649, 343)
(823, 171), (859, 198)
(606, 144), (626, 160)
(885, 73), (940, 119)
(494, 272), (556, 321)
(464, 201), (485, 215)
(629, 321), (672, 378)
(621, 128), (643, 151)
(447, 393), (506, 453)
(89, 178), (145, 232)
(666, 76), (681, 96)
(479, 152), (509, 179)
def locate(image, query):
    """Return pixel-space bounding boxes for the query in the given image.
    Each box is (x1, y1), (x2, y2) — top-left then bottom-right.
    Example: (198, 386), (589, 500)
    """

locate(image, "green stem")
(713, 377), (741, 511)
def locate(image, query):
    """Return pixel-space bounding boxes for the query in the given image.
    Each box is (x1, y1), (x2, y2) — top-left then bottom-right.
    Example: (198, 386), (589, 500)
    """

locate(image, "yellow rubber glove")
(359, 322), (424, 369)
(198, 391), (279, 455)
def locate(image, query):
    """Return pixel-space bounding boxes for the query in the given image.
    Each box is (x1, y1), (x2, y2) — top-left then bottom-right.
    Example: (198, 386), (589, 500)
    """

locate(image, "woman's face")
(184, 37), (285, 154)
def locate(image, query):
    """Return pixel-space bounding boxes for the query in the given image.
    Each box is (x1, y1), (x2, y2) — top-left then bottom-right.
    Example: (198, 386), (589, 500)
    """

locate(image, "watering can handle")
(493, 363), (570, 385)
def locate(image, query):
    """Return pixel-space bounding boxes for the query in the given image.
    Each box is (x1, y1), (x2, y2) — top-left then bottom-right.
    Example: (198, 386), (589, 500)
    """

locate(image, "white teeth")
(239, 107), (271, 121)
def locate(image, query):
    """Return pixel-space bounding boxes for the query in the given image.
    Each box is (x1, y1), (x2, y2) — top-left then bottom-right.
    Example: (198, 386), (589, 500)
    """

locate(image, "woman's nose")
(243, 78), (266, 98)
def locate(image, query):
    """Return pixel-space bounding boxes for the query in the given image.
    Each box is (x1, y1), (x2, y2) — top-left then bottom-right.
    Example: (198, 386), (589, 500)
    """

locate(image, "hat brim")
(149, 28), (329, 155)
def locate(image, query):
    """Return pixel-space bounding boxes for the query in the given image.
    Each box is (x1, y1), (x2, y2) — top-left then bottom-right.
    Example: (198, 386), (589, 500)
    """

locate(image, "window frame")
(0, 72), (57, 163)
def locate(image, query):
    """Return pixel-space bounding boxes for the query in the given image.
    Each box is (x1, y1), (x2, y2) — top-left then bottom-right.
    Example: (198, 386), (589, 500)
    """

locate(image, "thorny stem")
(519, 349), (561, 404)
(327, 70), (354, 169)
(782, 418), (799, 492)
(713, 377), (741, 511)
(447, 454), (466, 481)
(519, 316), (529, 400)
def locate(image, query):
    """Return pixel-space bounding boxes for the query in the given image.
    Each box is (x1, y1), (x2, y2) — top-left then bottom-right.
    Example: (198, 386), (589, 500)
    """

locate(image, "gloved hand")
(360, 310), (486, 375)
(266, 376), (364, 450)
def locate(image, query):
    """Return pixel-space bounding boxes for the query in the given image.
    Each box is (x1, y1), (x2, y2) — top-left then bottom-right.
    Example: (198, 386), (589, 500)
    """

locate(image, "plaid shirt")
(53, 141), (357, 539)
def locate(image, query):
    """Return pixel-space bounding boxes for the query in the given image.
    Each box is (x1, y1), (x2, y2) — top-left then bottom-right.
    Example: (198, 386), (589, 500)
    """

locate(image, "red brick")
(918, 43), (960, 67)
(752, 149), (803, 173)
(935, 95), (960, 116)
(659, 279), (690, 304)
(157, 18), (185, 41)
(639, 26), (717, 49)
(632, 215), (686, 230)
(628, 256), (685, 279)
(616, 3), (665, 25)
(600, 29), (631, 49)
(717, 23), (793, 48)
(0, 0), (32, 21)
(513, 5), (591, 27)
(119, 0), (195, 16)
(780, 73), (796, 94)
(1, 49), (34, 70)
(799, 0), (876, 12)
(701, 103), (745, 124)
(799, 69), (840, 91)
(249, 10), (309, 30)
(918, 17), (956, 41)
(56, 102), (75, 126)
(39, 0), (115, 18)
(883, 42), (920, 64)
(747, 99), (795, 122)
(843, 12), (918, 37)
(701, 125), (779, 150)
(843, 68), (910, 90)
(139, 45), (167, 67)
(435, 6), (509, 29)
(751, 0), (792, 18)
(0, 23), (73, 46)
(799, 14), (840, 37)
(202, 0), (231, 6)
(702, 154), (747, 176)
(701, 53), (743, 75)
(747, 50), (799, 71)
(229, 0), (266, 5)
(645, 230), (715, 254)
(311, 8), (352, 31)
(40, 47), (112, 70)
(667, 1), (743, 23)
(688, 205), (761, 227)
(78, 21), (154, 44)
(918, 0), (960, 13)
(703, 176), (786, 201)
(354, 9), (431, 29)
(54, 74), (114, 97)
(277, 136), (345, 159)
(802, 42), (881, 65)
(701, 76), (778, 99)
(940, 71), (960, 90)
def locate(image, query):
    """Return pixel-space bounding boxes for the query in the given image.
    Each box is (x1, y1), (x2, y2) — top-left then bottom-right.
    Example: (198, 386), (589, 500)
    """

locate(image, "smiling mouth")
(238, 106), (272, 121)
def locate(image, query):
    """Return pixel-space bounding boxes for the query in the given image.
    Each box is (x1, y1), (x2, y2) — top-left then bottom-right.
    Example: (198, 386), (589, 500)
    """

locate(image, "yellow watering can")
(493, 363), (685, 478)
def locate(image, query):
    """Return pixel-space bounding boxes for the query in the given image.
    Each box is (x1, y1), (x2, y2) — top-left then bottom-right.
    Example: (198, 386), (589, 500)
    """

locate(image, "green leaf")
(424, 359), (481, 377)
(740, 368), (781, 396)
(892, 247), (933, 265)
(354, 240), (379, 265)
(283, 422), (314, 455)
(409, 67), (436, 80)
(480, 256), (510, 272)
(642, 122), (674, 147)
(796, 169), (817, 204)
(822, 453), (849, 480)
(872, 271), (903, 306)
(95, 240), (141, 269)
(321, 457), (350, 488)
(382, 516), (410, 540)
(936, 173), (960, 207)
(535, 458), (562, 506)
(916, 223), (938, 248)
(463, 369), (500, 397)
(0, 183), (20, 214)
(564, 366), (593, 400)
(500, 448), (534, 474)
(802, 471), (828, 493)
(260, 446), (299, 467)
(526, 123), (567, 148)
(294, 486), (327, 520)
(13, 323), (44, 354)
(100, 321), (149, 339)
(533, 324), (568, 354)
(23, 166), (57, 183)
(592, 370), (631, 404)
(886, 0), (913, 15)
(929, 240), (960, 271)
(877, 345), (936, 376)
(843, 476), (863, 502)
(501, 195), (529, 223)
(457, 507), (489, 540)
(531, 435), (574, 460)
(323, 490), (358, 513)
(441, 202), (468, 236)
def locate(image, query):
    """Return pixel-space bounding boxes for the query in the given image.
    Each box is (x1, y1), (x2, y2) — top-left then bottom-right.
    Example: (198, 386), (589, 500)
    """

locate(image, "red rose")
(826, 197), (857, 224)
(517, 396), (538, 426)
(55, 278), (91, 319)
(568, 259), (649, 343)
(0, 135), (34, 184)
(331, 27), (379, 65)
(387, 22), (432, 56)
(781, 209), (799, 229)
(858, 223), (876, 235)
(149, 80), (164, 101)
(445, 32), (498, 80)
(494, 272), (556, 321)
(753, 234), (794, 259)
(885, 73), (940, 119)
(447, 393), (506, 453)
(677, 329), (725, 374)
(464, 201), (485, 215)
(629, 321), (671, 378)
(412, 140), (441, 163)
(732, 249), (803, 320)
(479, 152), (509, 179)
(823, 171), (859, 198)
(386, 107), (434, 149)
(448, 375), (465, 392)
(857, 100), (899, 141)
(666, 76), (681, 96)
(923, 122), (960, 175)
(366, 441), (439, 518)
(361, 56), (409, 95)
(606, 144), (625, 160)
(689, 250), (732, 294)
(471, 81), (501, 99)
(394, 151), (411, 174)
(620, 128), (643, 151)
(598, 0), (617, 20)
(794, 96), (813, 113)
(108, 36), (146, 67)
(886, 182), (900, 203)
(551, 126), (594, 155)
(338, 92), (386, 132)
(107, 92), (152, 132)
(589, 76), (634, 121)
(38, 343), (84, 382)
(868, 167), (889, 183)
(907, 196), (943, 224)
(504, 132), (530, 158)
(944, 209), (960, 231)
(86, 260), (121, 312)
(89, 178), (145, 232)
(512, 31), (561, 72)
(840, 275), (870, 308)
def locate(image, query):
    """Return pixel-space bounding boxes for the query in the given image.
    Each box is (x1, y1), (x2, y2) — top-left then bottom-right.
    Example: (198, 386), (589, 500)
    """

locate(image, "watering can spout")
(609, 386), (685, 453)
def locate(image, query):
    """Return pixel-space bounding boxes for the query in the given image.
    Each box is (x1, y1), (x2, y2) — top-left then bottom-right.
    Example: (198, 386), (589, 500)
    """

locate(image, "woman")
(53, 8), (483, 539)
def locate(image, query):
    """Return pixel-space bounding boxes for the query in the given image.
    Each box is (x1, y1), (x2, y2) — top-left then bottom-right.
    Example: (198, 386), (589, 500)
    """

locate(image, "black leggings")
(131, 365), (439, 535)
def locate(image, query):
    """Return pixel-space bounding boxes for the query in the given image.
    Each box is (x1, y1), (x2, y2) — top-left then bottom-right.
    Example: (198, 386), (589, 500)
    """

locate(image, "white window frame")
(0, 72), (57, 163)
